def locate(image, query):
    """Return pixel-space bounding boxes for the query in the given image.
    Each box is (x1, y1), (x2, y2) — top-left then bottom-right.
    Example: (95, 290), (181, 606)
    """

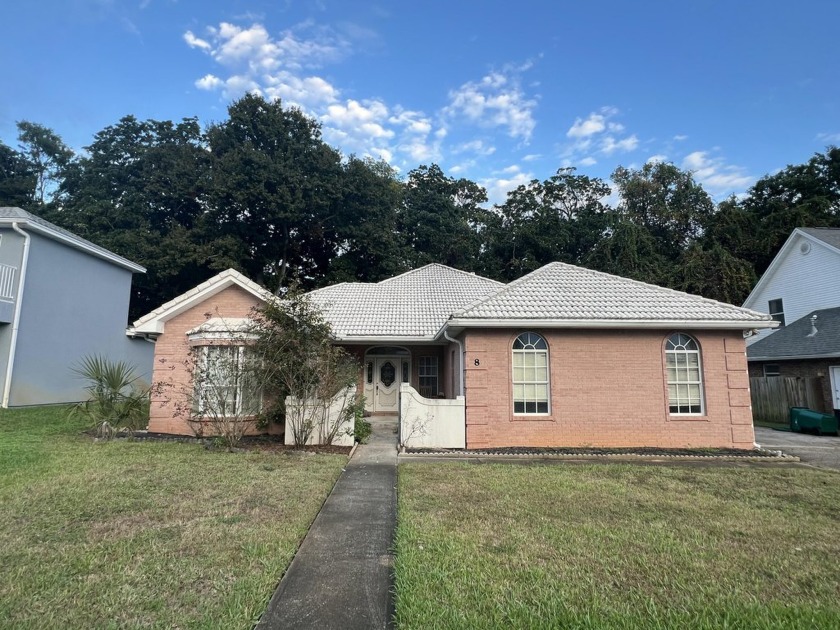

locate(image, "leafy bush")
(347, 395), (371, 443)
(71, 355), (149, 438)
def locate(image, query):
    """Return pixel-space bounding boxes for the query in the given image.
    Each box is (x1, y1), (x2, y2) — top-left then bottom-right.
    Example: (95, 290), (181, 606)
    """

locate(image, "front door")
(831, 366), (840, 411)
(374, 357), (399, 413)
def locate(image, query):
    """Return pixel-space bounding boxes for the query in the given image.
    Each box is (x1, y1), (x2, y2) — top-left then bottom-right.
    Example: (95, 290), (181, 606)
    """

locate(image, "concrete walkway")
(755, 426), (840, 471)
(256, 416), (398, 630)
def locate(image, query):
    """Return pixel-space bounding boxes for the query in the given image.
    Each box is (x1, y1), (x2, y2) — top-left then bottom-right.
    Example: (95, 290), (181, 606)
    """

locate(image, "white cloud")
(673, 134), (688, 141)
(263, 72), (339, 108)
(444, 69), (537, 141)
(600, 134), (639, 155)
(560, 106), (639, 165)
(681, 150), (753, 195)
(184, 30), (212, 51)
(817, 132), (840, 143)
(567, 113), (606, 138)
(522, 153), (541, 162)
(195, 74), (223, 90)
(481, 165), (533, 206)
(453, 139), (496, 156)
(646, 154), (667, 164)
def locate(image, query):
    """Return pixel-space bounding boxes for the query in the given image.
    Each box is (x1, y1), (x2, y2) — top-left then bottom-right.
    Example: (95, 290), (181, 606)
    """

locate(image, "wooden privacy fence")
(750, 376), (825, 425)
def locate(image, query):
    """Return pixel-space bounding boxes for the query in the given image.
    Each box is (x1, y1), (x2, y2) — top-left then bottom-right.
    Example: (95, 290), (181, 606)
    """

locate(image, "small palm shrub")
(72, 355), (150, 438)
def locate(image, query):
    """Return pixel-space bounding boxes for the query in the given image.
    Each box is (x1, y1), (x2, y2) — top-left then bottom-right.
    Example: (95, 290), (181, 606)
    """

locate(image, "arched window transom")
(512, 332), (549, 414)
(665, 333), (704, 414)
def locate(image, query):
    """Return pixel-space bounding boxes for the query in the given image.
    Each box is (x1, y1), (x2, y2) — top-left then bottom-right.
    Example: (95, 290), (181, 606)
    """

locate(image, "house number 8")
(474, 359), (480, 366)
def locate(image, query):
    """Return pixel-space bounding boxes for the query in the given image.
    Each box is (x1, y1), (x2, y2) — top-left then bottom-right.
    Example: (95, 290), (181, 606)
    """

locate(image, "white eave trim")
(333, 335), (440, 344)
(443, 318), (779, 331)
(748, 352), (840, 362)
(5, 219), (146, 273)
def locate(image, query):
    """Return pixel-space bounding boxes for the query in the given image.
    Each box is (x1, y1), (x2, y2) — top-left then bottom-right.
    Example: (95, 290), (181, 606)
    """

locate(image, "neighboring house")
(742, 228), (840, 346)
(139, 263), (775, 450)
(747, 307), (840, 416)
(743, 227), (840, 417)
(0, 207), (153, 406)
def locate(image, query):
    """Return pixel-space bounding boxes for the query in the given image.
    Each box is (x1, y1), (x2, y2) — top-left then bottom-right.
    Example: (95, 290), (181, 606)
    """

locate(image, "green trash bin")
(790, 407), (839, 435)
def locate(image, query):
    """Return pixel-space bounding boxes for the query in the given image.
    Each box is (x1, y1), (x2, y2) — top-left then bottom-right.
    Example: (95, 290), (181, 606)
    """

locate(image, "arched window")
(512, 332), (549, 414)
(665, 333), (704, 414)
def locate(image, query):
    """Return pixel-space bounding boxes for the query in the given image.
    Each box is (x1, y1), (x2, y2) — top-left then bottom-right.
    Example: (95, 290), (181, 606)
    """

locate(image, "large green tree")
(397, 164), (491, 271)
(486, 168), (611, 280)
(56, 115), (222, 319)
(16, 121), (73, 207)
(0, 141), (36, 208)
(205, 94), (344, 292)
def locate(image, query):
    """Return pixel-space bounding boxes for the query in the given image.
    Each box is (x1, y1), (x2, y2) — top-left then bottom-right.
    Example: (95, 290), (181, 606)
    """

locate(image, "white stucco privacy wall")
(284, 385), (356, 446)
(400, 384), (466, 449)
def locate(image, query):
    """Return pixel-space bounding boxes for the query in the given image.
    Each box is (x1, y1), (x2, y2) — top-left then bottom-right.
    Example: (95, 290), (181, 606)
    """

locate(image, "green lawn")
(0, 407), (347, 629)
(396, 462), (840, 629)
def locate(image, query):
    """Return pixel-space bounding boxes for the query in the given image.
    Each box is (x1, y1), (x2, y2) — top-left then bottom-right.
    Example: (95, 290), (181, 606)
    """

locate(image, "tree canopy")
(2, 95), (838, 320)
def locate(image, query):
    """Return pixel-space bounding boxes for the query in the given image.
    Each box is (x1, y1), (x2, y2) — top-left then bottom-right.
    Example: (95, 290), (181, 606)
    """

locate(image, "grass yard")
(396, 462), (840, 629)
(0, 407), (347, 629)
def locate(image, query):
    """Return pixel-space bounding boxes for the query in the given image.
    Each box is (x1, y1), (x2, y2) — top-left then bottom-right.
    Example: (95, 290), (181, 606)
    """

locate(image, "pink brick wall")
(147, 285), (280, 436)
(463, 328), (755, 449)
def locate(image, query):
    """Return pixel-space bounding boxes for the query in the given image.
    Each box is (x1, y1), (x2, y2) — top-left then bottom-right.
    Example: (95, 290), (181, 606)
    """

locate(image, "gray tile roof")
(454, 262), (773, 323)
(800, 227), (840, 251)
(0, 206), (144, 272)
(308, 264), (504, 339)
(747, 307), (840, 360)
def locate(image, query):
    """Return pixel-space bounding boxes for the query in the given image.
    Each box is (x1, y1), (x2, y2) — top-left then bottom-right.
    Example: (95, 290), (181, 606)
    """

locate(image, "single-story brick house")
(132, 263), (776, 449)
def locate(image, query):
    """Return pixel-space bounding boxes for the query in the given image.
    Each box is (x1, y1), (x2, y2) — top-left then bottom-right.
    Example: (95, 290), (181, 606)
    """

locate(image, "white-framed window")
(512, 332), (549, 414)
(195, 345), (261, 417)
(665, 333), (704, 415)
(418, 356), (439, 397)
(768, 298), (785, 327)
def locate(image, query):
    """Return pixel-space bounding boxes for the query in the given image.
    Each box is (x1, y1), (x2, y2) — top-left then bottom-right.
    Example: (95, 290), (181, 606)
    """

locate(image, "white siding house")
(742, 228), (840, 346)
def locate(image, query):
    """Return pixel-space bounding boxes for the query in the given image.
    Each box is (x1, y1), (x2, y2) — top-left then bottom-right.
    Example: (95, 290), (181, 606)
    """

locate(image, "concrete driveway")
(754, 426), (840, 471)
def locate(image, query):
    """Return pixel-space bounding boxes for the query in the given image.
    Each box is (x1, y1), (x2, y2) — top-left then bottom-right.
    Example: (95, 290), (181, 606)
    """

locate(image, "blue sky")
(2, 0), (838, 204)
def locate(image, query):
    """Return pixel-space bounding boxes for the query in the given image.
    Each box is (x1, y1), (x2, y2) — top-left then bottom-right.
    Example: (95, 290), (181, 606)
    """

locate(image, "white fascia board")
(19, 221), (146, 273)
(334, 335), (439, 344)
(133, 275), (272, 334)
(444, 318), (779, 331)
(748, 352), (840, 362)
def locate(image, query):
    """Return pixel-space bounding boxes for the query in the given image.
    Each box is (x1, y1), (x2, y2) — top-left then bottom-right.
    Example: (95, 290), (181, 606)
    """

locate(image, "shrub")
(71, 355), (149, 438)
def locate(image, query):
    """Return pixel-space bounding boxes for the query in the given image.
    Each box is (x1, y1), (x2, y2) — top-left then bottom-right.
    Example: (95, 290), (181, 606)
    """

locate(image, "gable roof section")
(743, 227), (840, 309)
(449, 262), (775, 330)
(0, 207), (145, 272)
(747, 307), (840, 361)
(131, 268), (273, 335)
(309, 263), (504, 340)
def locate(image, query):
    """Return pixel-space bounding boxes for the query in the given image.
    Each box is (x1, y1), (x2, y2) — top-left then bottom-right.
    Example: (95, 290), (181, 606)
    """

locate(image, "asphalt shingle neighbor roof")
(309, 264), (504, 339)
(800, 227), (840, 251)
(454, 262), (773, 324)
(747, 307), (840, 360)
(0, 206), (144, 272)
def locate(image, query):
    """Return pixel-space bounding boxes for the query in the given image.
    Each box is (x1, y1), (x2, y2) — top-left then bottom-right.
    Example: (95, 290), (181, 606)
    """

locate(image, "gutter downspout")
(4, 223), (31, 408)
(443, 328), (465, 397)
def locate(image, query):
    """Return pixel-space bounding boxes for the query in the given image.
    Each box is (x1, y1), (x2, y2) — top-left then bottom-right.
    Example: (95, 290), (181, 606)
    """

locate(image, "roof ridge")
(377, 263), (503, 286)
(455, 260), (769, 320)
(551, 261), (770, 318)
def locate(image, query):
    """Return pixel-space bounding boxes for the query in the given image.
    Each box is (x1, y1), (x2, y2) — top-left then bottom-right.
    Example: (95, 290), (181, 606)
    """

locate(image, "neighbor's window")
(665, 333), (704, 415)
(196, 345), (261, 417)
(512, 332), (549, 414)
(763, 364), (780, 377)
(418, 356), (439, 397)
(768, 298), (785, 327)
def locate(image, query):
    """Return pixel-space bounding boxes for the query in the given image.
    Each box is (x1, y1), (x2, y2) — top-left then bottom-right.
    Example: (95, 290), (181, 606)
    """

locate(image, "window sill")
(511, 413), (554, 422)
(668, 413), (708, 422)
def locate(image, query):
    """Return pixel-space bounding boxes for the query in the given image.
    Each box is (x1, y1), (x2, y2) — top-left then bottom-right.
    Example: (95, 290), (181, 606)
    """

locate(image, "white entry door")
(374, 357), (400, 413)
(831, 366), (840, 411)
